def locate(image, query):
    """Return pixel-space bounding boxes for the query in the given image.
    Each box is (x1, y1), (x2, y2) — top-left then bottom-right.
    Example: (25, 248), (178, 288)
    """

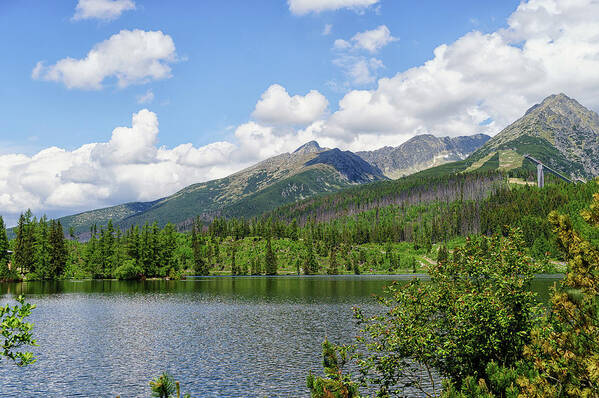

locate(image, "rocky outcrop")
(357, 134), (490, 178)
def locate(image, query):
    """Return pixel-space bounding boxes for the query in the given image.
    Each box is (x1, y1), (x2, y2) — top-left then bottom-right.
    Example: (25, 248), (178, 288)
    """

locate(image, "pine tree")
(250, 253), (262, 275)
(230, 246), (238, 276)
(86, 224), (103, 278)
(327, 247), (339, 275)
(289, 219), (298, 241)
(105, 221), (116, 273)
(304, 238), (318, 275)
(14, 211), (35, 275)
(352, 253), (360, 275)
(150, 222), (160, 276)
(0, 216), (13, 279)
(191, 221), (208, 276)
(127, 225), (141, 266)
(265, 238), (277, 275)
(138, 223), (152, 276)
(296, 258), (301, 275)
(520, 195), (599, 396)
(33, 216), (50, 278)
(48, 220), (67, 278)
(160, 223), (177, 275)
(437, 245), (449, 263)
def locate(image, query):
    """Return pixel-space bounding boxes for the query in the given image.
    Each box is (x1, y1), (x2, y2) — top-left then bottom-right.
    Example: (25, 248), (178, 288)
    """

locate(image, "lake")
(0, 275), (561, 398)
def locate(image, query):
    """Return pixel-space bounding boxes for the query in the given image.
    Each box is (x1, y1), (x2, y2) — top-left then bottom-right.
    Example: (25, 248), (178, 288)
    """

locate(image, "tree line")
(3, 175), (597, 281)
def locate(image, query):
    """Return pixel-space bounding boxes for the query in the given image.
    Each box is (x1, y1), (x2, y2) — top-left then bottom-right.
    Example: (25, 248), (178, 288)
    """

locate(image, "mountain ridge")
(356, 133), (490, 178)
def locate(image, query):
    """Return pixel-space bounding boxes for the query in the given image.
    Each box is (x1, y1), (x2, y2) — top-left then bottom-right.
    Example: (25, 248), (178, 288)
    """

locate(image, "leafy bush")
(114, 260), (143, 280)
(313, 231), (540, 397)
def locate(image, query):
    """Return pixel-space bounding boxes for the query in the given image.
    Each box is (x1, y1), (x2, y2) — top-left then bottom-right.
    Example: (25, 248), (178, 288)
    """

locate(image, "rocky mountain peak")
(293, 140), (323, 155)
(471, 93), (599, 178)
(525, 93), (591, 118)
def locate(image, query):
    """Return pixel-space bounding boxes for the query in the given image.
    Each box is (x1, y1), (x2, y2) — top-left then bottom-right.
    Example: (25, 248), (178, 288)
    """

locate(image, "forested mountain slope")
(60, 143), (386, 236)
(267, 171), (506, 226)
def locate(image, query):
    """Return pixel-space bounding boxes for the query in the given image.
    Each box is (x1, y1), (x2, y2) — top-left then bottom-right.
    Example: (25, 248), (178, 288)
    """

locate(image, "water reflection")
(0, 275), (559, 398)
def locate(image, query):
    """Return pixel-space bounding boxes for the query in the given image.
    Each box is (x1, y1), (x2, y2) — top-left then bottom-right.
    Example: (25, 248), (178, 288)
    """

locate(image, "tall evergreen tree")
(14, 211), (35, 275)
(250, 252), (262, 275)
(264, 238), (277, 275)
(230, 246), (238, 276)
(304, 237), (318, 275)
(48, 220), (67, 278)
(327, 247), (338, 275)
(437, 245), (449, 263)
(352, 252), (360, 275)
(160, 223), (177, 275)
(0, 216), (12, 279)
(33, 216), (50, 278)
(192, 220), (208, 276)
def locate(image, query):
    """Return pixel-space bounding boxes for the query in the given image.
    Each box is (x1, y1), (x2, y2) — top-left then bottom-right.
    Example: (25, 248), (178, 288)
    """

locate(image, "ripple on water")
(0, 276), (558, 397)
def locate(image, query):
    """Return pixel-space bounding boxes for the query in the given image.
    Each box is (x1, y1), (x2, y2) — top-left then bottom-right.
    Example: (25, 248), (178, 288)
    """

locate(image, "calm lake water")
(0, 275), (561, 398)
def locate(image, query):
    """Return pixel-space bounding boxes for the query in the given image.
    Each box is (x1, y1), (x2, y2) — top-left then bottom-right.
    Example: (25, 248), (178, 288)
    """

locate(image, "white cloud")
(73, 0), (136, 21)
(332, 26), (396, 86)
(288, 0), (380, 15)
(137, 89), (155, 104)
(348, 25), (398, 53)
(252, 84), (329, 126)
(32, 30), (177, 90)
(333, 55), (384, 85)
(333, 39), (351, 50)
(323, 0), (599, 146)
(322, 24), (333, 36)
(0, 110), (241, 224)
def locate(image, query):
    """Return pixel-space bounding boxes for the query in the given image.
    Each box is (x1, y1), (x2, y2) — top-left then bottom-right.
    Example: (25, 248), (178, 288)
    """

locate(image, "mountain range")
(58, 93), (599, 237)
(60, 133), (488, 236)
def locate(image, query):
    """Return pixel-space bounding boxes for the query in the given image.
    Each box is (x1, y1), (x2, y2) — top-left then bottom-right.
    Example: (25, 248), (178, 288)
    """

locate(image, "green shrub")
(114, 260), (143, 280)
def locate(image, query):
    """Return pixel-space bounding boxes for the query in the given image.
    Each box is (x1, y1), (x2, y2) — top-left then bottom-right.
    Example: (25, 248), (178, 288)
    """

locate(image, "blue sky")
(1, 0), (519, 153)
(2, 0), (599, 225)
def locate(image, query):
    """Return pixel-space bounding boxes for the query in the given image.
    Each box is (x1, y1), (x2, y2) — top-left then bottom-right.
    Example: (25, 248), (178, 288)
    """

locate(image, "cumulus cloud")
(73, 0), (136, 21)
(0, 110), (240, 224)
(32, 30), (177, 90)
(288, 0), (380, 15)
(251, 84), (329, 126)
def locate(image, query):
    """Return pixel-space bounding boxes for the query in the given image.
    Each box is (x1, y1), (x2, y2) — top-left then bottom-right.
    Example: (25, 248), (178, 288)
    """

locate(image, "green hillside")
(59, 146), (386, 236)
(118, 165), (355, 230)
